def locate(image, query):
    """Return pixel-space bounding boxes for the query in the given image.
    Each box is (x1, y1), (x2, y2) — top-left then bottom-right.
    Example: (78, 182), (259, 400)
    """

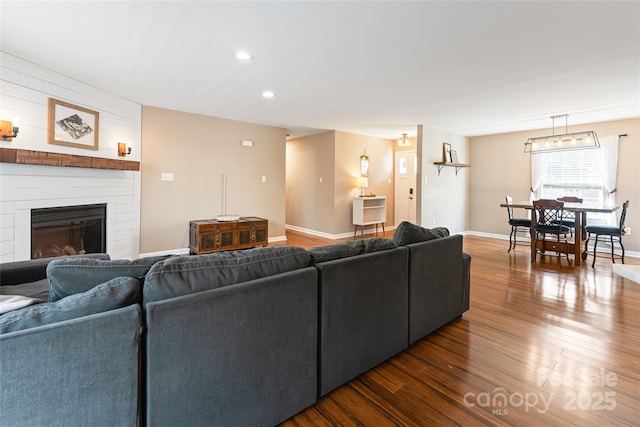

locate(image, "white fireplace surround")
(1, 163), (140, 262)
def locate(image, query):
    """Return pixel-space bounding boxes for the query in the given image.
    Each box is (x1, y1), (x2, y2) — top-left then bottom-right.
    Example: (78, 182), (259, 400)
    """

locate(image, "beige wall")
(285, 131), (335, 234)
(286, 130), (394, 236)
(469, 117), (640, 253)
(419, 125), (470, 234)
(140, 106), (287, 254)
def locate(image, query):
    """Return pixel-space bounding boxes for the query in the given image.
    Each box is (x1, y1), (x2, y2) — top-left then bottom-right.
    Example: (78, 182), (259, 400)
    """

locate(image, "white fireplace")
(0, 163), (140, 262)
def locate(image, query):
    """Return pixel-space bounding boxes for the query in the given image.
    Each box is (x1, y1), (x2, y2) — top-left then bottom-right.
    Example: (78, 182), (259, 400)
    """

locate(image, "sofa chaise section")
(143, 247), (318, 427)
(316, 245), (409, 396)
(407, 234), (466, 345)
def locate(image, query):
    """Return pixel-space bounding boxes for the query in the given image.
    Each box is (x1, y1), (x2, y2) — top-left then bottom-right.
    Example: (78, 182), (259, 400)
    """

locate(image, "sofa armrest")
(407, 234), (464, 345)
(0, 253), (110, 286)
(0, 304), (141, 427)
(461, 252), (471, 312)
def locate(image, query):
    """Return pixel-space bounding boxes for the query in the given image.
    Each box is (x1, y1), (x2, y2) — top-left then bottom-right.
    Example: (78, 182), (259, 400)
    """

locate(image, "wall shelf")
(433, 161), (471, 176)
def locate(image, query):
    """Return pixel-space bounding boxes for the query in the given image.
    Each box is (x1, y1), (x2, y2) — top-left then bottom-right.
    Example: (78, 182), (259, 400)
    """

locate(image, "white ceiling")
(1, 1), (639, 139)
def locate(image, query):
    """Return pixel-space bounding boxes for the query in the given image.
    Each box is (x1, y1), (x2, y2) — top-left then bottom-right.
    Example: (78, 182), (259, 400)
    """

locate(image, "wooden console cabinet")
(189, 217), (268, 254)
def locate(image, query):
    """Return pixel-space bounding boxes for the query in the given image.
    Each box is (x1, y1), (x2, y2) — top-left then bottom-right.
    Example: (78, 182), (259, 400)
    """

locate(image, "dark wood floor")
(280, 230), (640, 426)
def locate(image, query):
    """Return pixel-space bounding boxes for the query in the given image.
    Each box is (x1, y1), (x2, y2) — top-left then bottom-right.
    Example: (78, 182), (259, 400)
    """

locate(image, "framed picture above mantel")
(48, 98), (99, 150)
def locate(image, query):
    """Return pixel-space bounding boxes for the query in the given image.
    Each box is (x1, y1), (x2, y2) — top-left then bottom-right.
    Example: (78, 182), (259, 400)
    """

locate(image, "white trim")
(138, 238), (286, 259)
(285, 224), (395, 240)
(464, 230), (640, 259)
(138, 248), (190, 259)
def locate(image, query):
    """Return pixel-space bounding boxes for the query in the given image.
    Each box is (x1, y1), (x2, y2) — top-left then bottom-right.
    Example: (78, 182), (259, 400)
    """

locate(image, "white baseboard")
(285, 224), (394, 240)
(139, 247), (191, 258)
(464, 230), (640, 259)
(138, 235), (286, 259)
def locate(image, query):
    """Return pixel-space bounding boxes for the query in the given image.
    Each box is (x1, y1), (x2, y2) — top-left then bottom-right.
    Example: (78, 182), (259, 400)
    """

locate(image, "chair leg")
(508, 226), (514, 252)
(610, 235), (615, 264)
(620, 236), (625, 264)
(592, 235), (599, 268)
(582, 233), (591, 261)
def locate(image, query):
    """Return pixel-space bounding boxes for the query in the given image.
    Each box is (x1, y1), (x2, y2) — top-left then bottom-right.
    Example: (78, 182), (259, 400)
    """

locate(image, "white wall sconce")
(118, 141), (132, 157)
(1, 118), (20, 141)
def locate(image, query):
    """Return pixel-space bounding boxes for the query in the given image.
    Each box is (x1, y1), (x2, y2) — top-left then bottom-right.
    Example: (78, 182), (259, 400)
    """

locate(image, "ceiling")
(1, 1), (639, 140)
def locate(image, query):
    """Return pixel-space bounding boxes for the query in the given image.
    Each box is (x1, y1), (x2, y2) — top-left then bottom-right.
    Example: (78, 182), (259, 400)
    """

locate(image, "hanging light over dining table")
(524, 114), (600, 154)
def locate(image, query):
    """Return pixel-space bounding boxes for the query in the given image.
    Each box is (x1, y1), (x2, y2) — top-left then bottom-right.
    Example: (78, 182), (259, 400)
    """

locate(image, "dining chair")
(505, 196), (531, 252)
(532, 199), (572, 266)
(556, 196), (583, 237)
(584, 200), (629, 268)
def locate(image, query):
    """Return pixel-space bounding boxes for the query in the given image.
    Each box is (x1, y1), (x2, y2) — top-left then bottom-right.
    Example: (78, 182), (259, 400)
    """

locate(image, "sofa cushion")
(0, 277), (140, 334)
(392, 221), (450, 245)
(307, 238), (397, 265)
(0, 278), (50, 301)
(47, 256), (169, 301)
(143, 246), (310, 304)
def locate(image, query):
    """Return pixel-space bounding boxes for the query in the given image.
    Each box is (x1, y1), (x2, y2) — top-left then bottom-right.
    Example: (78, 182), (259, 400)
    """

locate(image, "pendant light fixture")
(397, 133), (411, 147)
(524, 114), (599, 154)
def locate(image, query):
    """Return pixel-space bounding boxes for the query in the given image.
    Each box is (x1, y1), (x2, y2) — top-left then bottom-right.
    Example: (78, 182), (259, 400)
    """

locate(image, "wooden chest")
(189, 217), (268, 254)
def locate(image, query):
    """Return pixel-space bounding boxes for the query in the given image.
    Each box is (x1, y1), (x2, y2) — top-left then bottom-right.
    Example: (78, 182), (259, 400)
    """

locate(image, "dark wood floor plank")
(280, 233), (640, 426)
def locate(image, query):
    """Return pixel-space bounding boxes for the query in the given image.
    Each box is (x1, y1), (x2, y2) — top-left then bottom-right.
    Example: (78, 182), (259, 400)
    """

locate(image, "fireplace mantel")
(0, 148), (140, 171)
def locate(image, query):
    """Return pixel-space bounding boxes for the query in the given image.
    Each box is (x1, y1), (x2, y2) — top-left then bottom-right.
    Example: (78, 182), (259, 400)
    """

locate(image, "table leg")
(574, 212), (582, 266)
(530, 214), (537, 262)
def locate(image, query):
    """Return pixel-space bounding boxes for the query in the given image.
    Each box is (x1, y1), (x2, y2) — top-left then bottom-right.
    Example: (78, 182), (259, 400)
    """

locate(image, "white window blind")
(538, 150), (610, 225)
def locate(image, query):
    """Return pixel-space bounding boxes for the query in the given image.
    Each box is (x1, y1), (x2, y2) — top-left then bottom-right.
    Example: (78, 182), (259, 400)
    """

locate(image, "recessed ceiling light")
(262, 91), (275, 99)
(235, 51), (253, 61)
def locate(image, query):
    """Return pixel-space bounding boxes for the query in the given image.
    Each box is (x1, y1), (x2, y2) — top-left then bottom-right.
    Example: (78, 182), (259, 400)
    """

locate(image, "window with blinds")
(539, 150), (609, 224)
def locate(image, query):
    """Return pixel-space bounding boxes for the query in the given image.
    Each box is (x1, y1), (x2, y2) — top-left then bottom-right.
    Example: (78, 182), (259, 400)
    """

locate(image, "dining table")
(499, 200), (621, 266)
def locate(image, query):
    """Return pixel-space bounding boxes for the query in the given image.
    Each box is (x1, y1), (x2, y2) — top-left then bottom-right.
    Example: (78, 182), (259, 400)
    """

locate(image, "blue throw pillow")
(307, 238), (397, 265)
(47, 256), (169, 301)
(143, 246), (310, 304)
(0, 277), (139, 334)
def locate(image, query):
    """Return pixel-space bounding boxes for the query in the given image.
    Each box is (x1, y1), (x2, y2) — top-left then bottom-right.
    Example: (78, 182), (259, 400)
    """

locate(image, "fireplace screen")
(31, 204), (106, 259)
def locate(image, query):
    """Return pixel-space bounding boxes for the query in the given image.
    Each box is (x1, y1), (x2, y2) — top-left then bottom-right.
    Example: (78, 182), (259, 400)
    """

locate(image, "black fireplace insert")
(31, 204), (106, 259)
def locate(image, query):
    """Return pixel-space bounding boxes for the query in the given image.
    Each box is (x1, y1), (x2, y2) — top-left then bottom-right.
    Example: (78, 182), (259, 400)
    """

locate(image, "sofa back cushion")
(392, 221), (450, 245)
(307, 238), (397, 265)
(0, 253), (110, 286)
(47, 256), (168, 301)
(0, 277), (140, 334)
(143, 246), (310, 304)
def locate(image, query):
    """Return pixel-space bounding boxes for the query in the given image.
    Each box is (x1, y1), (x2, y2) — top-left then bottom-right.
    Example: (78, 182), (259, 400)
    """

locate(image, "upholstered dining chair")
(584, 200), (629, 268)
(556, 196), (583, 236)
(505, 196), (531, 252)
(532, 199), (572, 266)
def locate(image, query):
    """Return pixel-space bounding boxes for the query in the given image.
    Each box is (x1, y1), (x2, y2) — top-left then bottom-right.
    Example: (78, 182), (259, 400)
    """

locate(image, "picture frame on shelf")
(442, 142), (451, 163)
(48, 98), (99, 150)
(449, 150), (458, 164)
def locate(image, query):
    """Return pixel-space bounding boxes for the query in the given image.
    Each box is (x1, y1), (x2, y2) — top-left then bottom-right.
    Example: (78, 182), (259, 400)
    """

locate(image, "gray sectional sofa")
(0, 221), (470, 427)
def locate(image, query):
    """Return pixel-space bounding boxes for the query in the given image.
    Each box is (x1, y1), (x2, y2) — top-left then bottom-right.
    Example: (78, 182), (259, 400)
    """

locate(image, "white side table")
(353, 196), (386, 238)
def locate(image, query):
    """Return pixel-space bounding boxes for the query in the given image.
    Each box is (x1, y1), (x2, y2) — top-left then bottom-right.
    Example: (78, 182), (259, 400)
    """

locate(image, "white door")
(394, 150), (417, 225)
